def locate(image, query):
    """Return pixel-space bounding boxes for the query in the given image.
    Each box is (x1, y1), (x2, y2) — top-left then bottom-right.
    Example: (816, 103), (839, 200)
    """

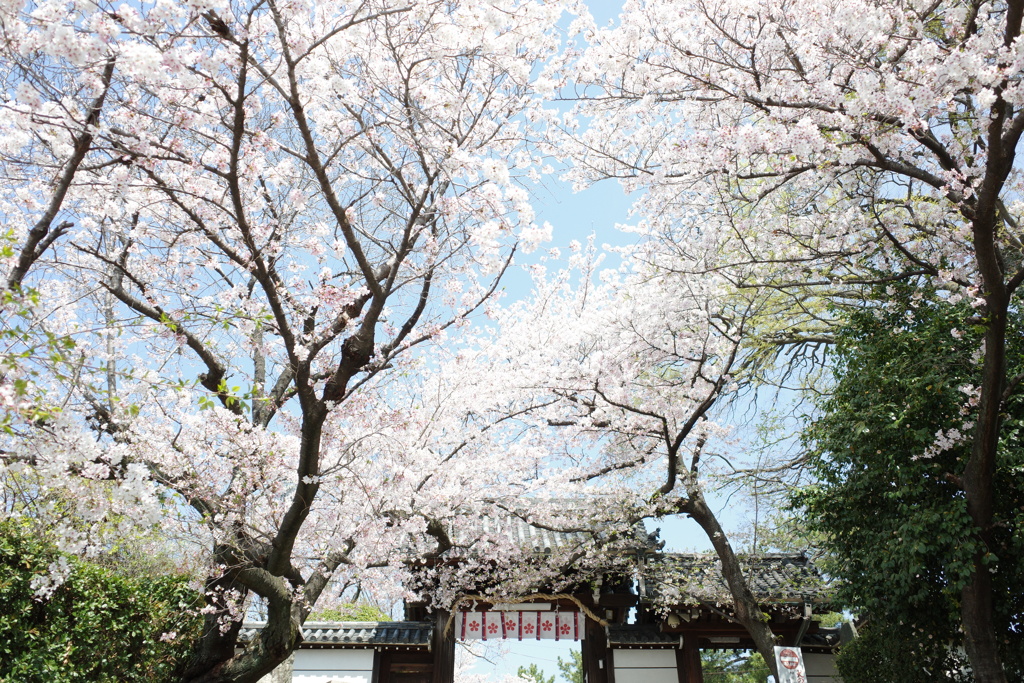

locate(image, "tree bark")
(960, 278), (1009, 683)
(6, 57), (116, 292)
(685, 492), (779, 679)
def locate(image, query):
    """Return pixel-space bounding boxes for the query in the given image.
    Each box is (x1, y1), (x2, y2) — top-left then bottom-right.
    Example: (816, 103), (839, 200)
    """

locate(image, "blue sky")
(459, 2), (733, 678)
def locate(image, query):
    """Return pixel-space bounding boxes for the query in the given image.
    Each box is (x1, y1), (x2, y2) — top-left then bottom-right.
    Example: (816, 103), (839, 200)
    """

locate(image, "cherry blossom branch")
(99, 279), (244, 417)
(268, 0), (382, 298)
(6, 57), (116, 291)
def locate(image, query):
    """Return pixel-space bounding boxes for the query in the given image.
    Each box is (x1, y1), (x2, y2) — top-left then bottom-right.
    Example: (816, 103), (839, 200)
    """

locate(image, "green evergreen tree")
(557, 650), (583, 683)
(700, 650), (771, 683)
(797, 284), (1024, 680)
(517, 663), (554, 683)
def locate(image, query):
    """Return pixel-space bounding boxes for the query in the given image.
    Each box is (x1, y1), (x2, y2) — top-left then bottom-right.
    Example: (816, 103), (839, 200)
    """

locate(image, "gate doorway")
(459, 638), (581, 683)
(245, 553), (839, 683)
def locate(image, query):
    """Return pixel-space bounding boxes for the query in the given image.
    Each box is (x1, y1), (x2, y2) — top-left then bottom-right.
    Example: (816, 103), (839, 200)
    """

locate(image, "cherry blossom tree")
(562, 1), (1024, 680)
(0, 0), (124, 433)
(454, 241), (787, 673)
(2, 0), (151, 274)
(0, 1), (581, 680)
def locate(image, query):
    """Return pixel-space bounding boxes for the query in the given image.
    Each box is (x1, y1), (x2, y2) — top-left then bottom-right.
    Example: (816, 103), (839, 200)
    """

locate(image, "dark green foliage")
(796, 284), (1024, 680)
(0, 520), (203, 683)
(835, 621), (969, 683)
(700, 649), (771, 682)
(813, 612), (845, 628)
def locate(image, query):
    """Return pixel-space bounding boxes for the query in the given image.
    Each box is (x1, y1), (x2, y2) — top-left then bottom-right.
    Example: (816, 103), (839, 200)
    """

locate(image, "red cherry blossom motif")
(542, 620), (552, 631)
(505, 620), (517, 630)
(487, 623), (499, 634)
(523, 623), (535, 634)
(559, 623), (571, 635)
(468, 621), (480, 631)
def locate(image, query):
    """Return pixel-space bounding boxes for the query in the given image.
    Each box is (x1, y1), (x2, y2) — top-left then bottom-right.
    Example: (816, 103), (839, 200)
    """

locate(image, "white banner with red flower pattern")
(456, 610), (580, 641)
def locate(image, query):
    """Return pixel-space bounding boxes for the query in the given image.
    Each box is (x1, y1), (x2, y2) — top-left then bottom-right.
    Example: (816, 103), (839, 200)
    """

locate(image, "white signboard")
(456, 610), (580, 641)
(774, 646), (807, 683)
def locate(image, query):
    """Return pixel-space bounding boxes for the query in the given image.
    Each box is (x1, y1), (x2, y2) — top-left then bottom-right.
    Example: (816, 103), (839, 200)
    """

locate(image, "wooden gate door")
(378, 651), (433, 683)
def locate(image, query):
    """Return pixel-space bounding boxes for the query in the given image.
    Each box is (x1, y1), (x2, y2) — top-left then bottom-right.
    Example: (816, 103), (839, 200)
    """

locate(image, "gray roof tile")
(801, 625), (841, 649)
(442, 510), (655, 557)
(239, 621), (432, 647)
(642, 553), (831, 605)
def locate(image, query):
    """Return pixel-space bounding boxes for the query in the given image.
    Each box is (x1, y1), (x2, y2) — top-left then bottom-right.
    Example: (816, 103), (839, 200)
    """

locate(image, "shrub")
(0, 520), (202, 683)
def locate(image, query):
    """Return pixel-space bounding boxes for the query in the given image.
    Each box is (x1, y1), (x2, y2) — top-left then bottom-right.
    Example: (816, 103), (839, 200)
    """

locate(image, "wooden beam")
(372, 650), (382, 683)
(582, 617), (609, 683)
(664, 622), (805, 635)
(432, 609), (455, 683)
(678, 637), (703, 683)
(794, 603), (813, 646)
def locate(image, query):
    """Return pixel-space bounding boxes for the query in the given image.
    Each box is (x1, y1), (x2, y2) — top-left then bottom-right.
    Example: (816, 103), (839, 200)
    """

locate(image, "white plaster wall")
(612, 649), (678, 683)
(289, 649), (375, 683)
(804, 652), (841, 682)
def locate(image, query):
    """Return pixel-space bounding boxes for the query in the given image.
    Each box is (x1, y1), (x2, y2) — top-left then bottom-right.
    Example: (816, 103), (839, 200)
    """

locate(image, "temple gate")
(245, 514), (845, 682)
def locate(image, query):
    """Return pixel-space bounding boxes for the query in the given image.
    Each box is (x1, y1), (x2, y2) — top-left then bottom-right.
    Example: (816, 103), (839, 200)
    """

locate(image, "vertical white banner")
(774, 646), (807, 683)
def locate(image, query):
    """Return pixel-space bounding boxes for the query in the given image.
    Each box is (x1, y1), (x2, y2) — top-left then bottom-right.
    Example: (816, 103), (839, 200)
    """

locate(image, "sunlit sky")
(462, 1), (748, 679)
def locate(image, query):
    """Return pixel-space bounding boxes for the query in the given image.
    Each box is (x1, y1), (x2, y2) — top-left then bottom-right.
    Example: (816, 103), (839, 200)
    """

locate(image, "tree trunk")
(178, 581), (300, 683)
(960, 300), (1008, 683)
(180, 609), (300, 683)
(686, 492), (779, 679)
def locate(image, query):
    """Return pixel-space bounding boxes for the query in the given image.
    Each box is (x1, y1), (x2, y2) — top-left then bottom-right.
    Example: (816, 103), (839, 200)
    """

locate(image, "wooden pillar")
(581, 617), (609, 683)
(432, 609), (456, 683)
(676, 638), (703, 683)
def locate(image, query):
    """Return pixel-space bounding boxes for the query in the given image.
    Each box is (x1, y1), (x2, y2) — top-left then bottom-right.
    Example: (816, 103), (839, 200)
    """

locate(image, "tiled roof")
(239, 621), (432, 648)
(448, 513), (653, 555)
(608, 624), (679, 646)
(801, 625), (842, 650)
(428, 505), (657, 560)
(641, 553), (831, 605)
